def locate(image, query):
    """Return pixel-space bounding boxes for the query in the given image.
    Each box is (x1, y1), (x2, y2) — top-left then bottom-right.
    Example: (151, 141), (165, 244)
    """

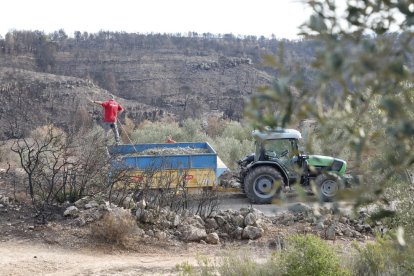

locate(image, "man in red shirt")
(90, 94), (124, 144)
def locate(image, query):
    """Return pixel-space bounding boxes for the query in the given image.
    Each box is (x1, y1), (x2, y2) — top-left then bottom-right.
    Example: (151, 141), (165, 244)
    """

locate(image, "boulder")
(281, 214), (295, 226)
(135, 227), (146, 236)
(232, 215), (245, 227)
(171, 215), (181, 227)
(81, 208), (103, 223)
(325, 225), (336, 240)
(146, 230), (154, 237)
(251, 208), (264, 217)
(194, 215), (205, 226)
(356, 224), (364, 232)
(242, 226), (263, 240)
(364, 224), (372, 233)
(288, 202), (312, 214)
(269, 234), (285, 250)
(229, 179), (241, 189)
(206, 232), (220, 244)
(343, 228), (352, 237)
(0, 195), (9, 206)
(136, 199), (147, 209)
(84, 200), (99, 209)
(316, 221), (325, 230)
(122, 197), (136, 209)
(73, 217), (86, 227)
(179, 225), (207, 242)
(215, 215), (226, 227)
(255, 219), (269, 232)
(239, 208), (250, 217)
(135, 208), (144, 219)
(244, 213), (257, 226)
(141, 209), (156, 224)
(155, 231), (167, 240)
(232, 227), (243, 240)
(182, 216), (204, 229)
(160, 220), (172, 229)
(339, 216), (349, 224)
(63, 206), (79, 217)
(74, 197), (90, 209)
(205, 218), (219, 230)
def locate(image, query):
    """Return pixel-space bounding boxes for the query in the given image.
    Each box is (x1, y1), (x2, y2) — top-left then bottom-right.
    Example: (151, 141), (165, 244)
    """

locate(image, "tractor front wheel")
(315, 173), (342, 202)
(245, 166), (284, 204)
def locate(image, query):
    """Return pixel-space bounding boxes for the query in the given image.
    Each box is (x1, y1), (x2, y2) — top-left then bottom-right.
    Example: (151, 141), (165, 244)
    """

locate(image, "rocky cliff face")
(0, 67), (162, 139)
(1, 33), (310, 138)
(51, 51), (273, 120)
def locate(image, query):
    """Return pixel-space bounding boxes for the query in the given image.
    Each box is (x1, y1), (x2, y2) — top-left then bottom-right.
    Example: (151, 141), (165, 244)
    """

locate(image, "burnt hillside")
(0, 31), (320, 138)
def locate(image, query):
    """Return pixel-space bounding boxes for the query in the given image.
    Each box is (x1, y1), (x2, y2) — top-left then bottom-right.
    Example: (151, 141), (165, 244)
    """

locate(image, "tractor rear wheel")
(315, 173), (342, 202)
(245, 166), (284, 204)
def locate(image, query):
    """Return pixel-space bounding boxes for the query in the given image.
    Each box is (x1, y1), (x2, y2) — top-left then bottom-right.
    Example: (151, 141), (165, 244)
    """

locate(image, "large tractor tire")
(244, 166), (284, 204)
(315, 173), (342, 202)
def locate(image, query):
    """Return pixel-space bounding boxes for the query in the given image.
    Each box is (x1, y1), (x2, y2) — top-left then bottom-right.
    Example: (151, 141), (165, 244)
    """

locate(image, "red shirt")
(101, 99), (124, 122)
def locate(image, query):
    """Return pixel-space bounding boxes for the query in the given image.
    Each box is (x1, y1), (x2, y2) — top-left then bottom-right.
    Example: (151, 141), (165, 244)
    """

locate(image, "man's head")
(109, 94), (115, 99)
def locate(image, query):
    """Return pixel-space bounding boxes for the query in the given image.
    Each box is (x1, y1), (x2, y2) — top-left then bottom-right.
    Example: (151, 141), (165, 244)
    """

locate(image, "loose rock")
(232, 215), (245, 227)
(63, 206), (79, 217)
(242, 226), (263, 240)
(244, 213), (257, 226)
(179, 225), (207, 242)
(288, 202), (312, 214)
(205, 218), (219, 230)
(206, 232), (220, 244)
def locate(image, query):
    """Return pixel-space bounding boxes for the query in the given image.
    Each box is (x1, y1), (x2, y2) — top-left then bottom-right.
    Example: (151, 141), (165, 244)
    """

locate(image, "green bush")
(209, 137), (254, 170)
(352, 236), (414, 276)
(280, 234), (349, 276)
(221, 121), (253, 142)
(181, 118), (210, 142)
(132, 121), (185, 143)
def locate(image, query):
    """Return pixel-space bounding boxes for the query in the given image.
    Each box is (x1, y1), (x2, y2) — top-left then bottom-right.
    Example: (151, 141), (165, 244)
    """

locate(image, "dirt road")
(0, 240), (196, 276)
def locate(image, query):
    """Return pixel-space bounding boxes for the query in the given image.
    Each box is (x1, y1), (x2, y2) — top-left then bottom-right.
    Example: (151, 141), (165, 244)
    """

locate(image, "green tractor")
(238, 129), (348, 204)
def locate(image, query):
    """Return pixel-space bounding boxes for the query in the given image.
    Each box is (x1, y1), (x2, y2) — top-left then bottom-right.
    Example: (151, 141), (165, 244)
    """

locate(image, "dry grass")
(91, 209), (137, 244)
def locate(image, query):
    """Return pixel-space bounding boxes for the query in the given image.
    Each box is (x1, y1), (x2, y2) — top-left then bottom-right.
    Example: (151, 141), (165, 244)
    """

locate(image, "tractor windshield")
(258, 138), (298, 163)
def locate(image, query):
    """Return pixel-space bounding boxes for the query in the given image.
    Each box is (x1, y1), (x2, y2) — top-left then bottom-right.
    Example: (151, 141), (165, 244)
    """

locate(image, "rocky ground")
(0, 169), (384, 275)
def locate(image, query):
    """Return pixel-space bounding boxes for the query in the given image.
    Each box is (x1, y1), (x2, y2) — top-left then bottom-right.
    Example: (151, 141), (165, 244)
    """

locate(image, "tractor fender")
(246, 161), (290, 186)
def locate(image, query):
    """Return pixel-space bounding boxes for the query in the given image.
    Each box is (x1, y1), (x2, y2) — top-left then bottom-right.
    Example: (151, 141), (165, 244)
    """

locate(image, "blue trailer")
(108, 142), (228, 189)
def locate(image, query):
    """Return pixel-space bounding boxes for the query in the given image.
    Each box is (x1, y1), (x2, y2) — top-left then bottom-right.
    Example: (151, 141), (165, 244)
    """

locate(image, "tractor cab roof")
(252, 128), (302, 140)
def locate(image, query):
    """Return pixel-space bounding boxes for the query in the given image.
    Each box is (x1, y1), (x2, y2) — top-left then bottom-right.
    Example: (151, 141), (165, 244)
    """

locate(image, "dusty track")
(0, 240), (197, 276)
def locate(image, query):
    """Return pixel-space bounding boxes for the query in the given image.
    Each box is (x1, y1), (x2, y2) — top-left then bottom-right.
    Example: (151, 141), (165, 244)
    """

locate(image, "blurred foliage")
(384, 179), (414, 236)
(352, 235), (414, 275)
(246, 0), (414, 215)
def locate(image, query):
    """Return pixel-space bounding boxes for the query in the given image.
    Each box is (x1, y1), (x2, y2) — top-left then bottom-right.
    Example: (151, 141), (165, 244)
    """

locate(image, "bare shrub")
(192, 188), (221, 218)
(91, 208), (137, 244)
(11, 124), (109, 208)
(108, 159), (191, 213)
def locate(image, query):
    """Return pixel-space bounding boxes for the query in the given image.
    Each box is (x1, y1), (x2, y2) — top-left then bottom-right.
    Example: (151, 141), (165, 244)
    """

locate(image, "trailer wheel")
(245, 166), (284, 204)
